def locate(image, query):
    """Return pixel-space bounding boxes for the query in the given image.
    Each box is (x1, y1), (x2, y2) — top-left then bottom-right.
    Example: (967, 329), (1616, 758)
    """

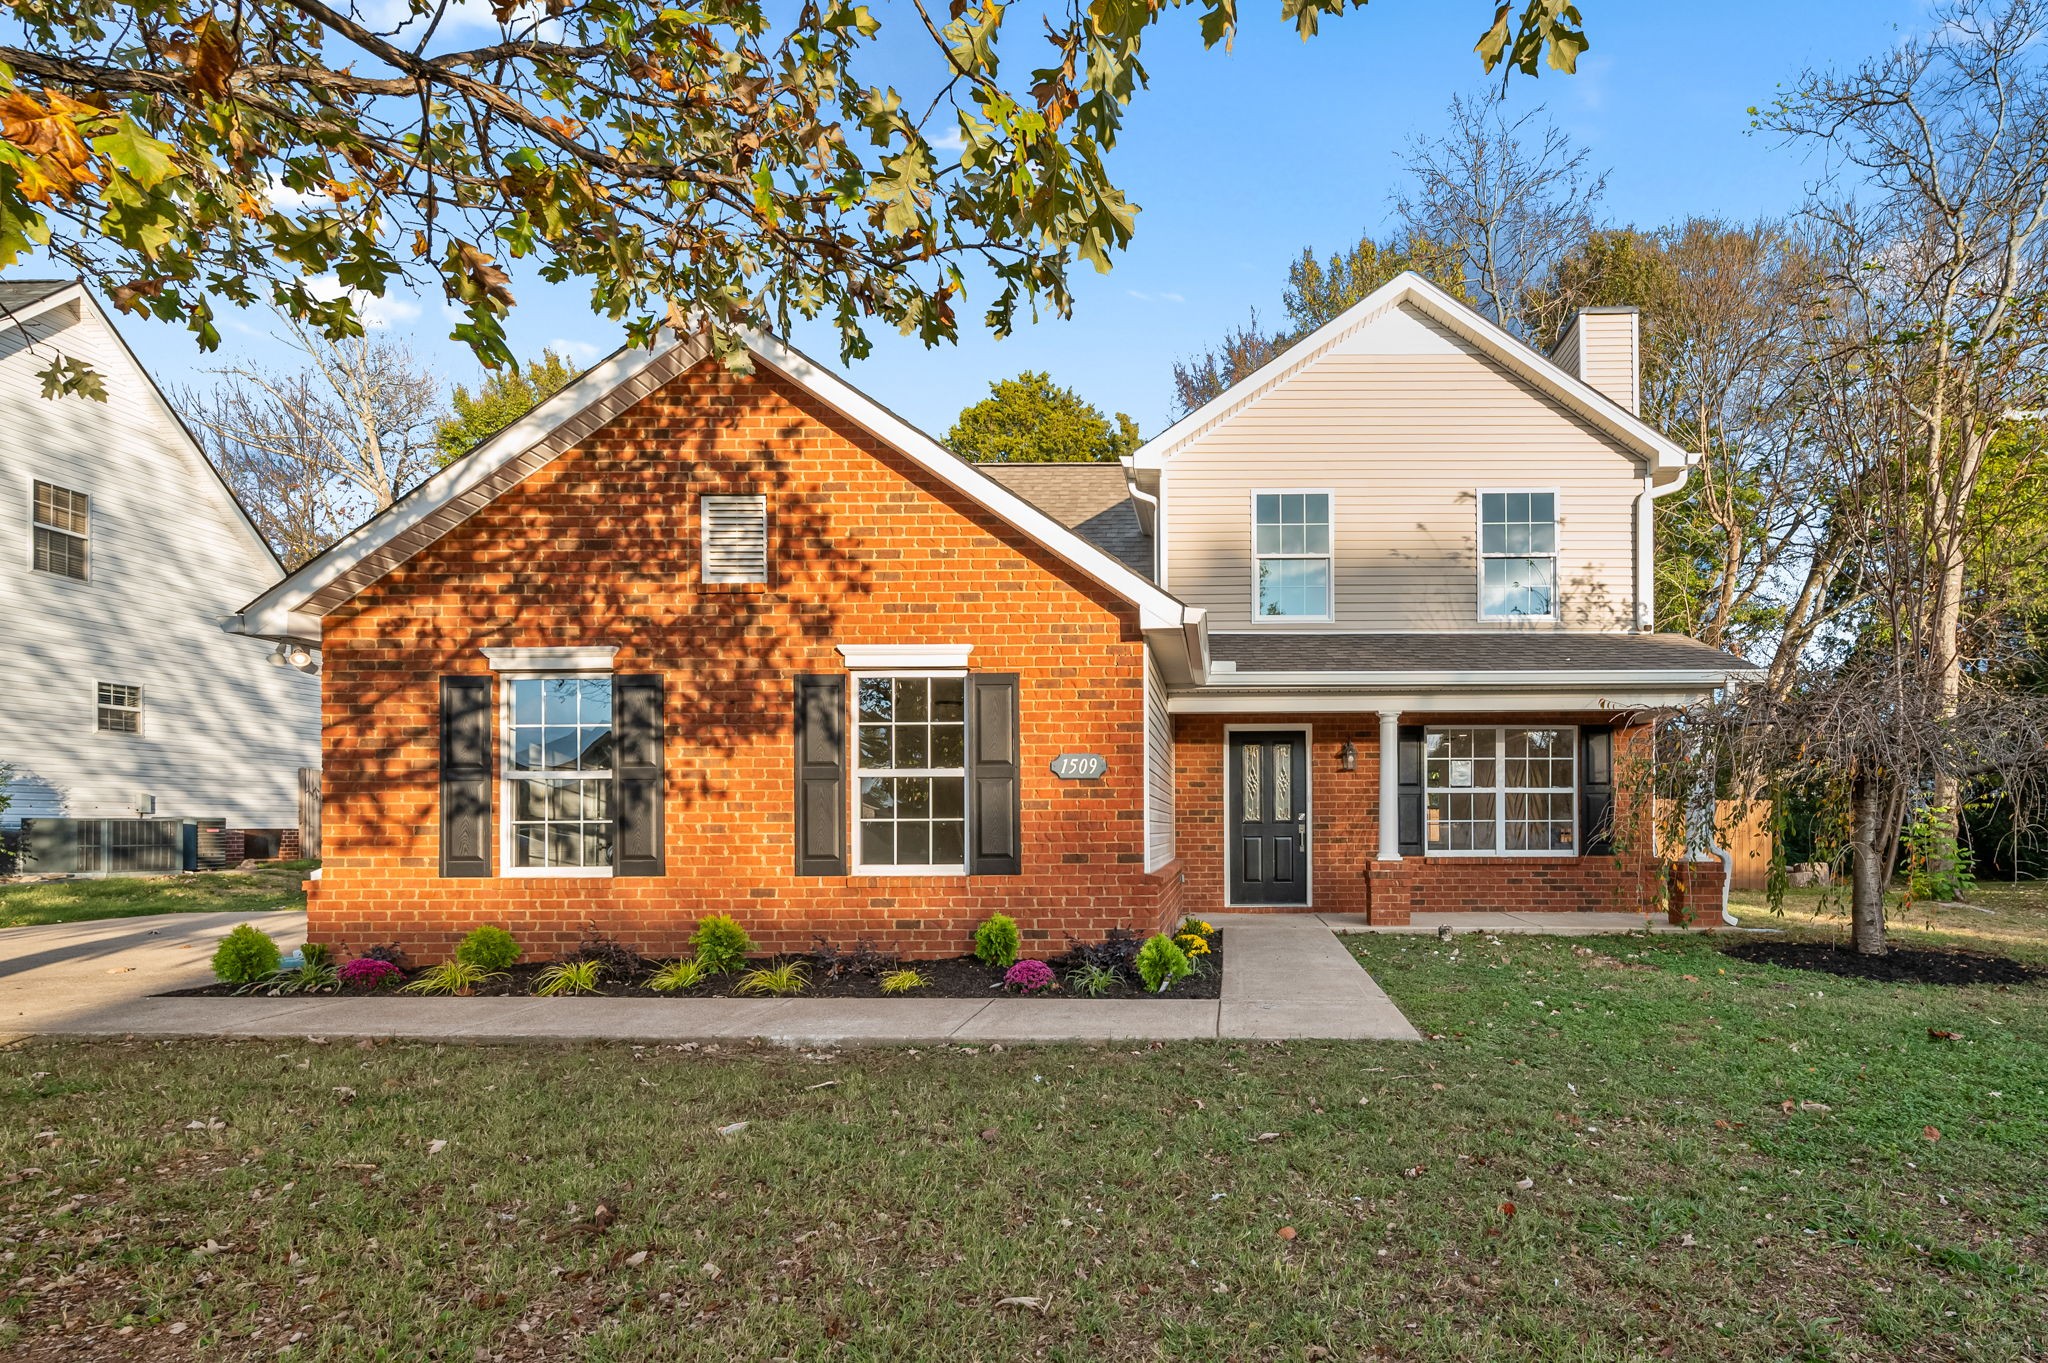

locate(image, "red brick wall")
(311, 357), (1179, 963)
(1173, 713), (1670, 923)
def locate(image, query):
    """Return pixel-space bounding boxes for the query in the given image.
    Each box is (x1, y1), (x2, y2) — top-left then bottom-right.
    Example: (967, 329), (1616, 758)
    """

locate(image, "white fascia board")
(1129, 271), (1694, 478)
(1183, 667), (1756, 690)
(1168, 686), (1729, 715)
(0, 282), (85, 334)
(483, 645), (621, 672)
(232, 335), (696, 640)
(743, 333), (1191, 633)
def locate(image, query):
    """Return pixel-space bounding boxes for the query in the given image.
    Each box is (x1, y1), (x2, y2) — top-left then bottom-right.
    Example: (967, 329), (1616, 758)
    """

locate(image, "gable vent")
(701, 493), (769, 583)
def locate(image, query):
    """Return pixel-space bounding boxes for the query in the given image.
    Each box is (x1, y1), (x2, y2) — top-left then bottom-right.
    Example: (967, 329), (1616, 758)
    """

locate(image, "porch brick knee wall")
(308, 358), (1179, 963)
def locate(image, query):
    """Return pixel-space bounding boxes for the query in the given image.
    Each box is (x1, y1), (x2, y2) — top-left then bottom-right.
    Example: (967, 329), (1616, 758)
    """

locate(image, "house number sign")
(1050, 753), (1108, 780)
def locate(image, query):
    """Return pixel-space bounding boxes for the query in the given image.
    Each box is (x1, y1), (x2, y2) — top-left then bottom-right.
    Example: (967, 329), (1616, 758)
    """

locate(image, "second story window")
(33, 480), (89, 580)
(1479, 490), (1557, 620)
(1252, 492), (1332, 620)
(97, 683), (141, 734)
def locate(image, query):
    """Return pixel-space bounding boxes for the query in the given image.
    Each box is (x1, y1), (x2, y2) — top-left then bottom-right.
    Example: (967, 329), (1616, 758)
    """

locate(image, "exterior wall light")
(1339, 739), (1357, 772)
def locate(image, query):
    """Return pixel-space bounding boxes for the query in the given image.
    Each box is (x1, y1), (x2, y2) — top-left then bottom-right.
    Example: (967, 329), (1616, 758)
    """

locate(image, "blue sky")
(98, 0), (1928, 439)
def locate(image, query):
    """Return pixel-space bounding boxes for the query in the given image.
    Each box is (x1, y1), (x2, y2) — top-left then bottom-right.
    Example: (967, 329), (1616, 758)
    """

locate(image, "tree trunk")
(1849, 764), (1888, 956)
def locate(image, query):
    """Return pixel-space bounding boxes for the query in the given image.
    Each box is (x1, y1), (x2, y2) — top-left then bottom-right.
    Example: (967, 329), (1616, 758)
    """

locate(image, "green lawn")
(3, 928), (2044, 1360)
(0, 863), (312, 929)
(1731, 879), (2048, 966)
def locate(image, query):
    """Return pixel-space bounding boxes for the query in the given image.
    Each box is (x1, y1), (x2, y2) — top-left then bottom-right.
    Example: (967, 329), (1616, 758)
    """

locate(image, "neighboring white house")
(0, 279), (320, 859)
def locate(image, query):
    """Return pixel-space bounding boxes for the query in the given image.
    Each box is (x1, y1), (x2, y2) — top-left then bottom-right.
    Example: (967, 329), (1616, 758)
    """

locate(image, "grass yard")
(0, 864), (313, 929)
(3, 929), (2044, 1361)
(1731, 879), (2048, 967)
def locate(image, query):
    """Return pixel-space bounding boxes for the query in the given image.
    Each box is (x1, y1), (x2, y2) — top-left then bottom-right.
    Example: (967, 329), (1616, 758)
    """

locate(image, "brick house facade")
(235, 274), (1750, 964)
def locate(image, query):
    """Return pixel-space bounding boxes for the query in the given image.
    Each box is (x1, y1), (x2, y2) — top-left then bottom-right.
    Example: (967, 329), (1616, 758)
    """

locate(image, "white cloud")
(303, 273), (423, 330)
(1126, 289), (1186, 305)
(549, 337), (604, 362)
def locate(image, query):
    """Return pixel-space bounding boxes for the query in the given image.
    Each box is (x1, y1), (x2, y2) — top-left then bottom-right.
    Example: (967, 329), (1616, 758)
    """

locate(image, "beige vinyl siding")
(1143, 647), (1175, 870)
(1161, 304), (1644, 632)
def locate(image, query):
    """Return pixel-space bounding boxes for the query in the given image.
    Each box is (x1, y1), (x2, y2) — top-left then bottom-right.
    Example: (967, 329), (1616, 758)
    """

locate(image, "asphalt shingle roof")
(0, 279), (75, 316)
(1209, 632), (1753, 673)
(977, 462), (1153, 579)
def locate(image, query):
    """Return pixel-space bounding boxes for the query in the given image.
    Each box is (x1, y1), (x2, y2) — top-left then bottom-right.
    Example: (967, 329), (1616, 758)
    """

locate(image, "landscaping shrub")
(455, 925), (521, 972)
(403, 960), (502, 996)
(647, 958), (708, 993)
(339, 957), (404, 991)
(734, 962), (808, 996)
(1064, 927), (1140, 976)
(534, 960), (603, 996)
(972, 913), (1021, 969)
(264, 943), (340, 994)
(1135, 934), (1193, 993)
(1064, 962), (1120, 997)
(359, 943), (408, 967)
(574, 927), (643, 979)
(879, 968), (929, 995)
(812, 936), (895, 979)
(211, 924), (281, 985)
(1004, 959), (1056, 993)
(690, 915), (754, 974)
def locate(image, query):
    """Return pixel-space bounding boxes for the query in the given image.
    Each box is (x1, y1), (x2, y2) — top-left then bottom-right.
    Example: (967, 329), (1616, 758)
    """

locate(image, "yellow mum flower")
(1178, 934), (1211, 955)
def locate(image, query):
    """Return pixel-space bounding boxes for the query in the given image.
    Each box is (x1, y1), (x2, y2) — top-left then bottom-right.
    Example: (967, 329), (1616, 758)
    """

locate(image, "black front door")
(1227, 730), (1310, 906)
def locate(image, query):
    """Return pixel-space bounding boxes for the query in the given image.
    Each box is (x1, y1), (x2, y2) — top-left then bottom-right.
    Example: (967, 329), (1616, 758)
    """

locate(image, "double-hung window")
(33, 480), (89, 580)
(96, 682), (141, 734)
(1252, 491), (1333, 620)
(504, 676), (615, 873)
(855, 675), (967, 872)
(1479, 490), (1557, 619)
(1424, 726), (1576, 854)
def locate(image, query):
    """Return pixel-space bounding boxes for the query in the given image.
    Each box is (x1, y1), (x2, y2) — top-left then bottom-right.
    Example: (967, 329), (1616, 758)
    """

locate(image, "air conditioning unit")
(134, 793), (157, 815)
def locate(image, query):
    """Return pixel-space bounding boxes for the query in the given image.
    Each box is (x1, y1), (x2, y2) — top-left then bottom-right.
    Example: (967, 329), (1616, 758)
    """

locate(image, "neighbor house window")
(855, 675), (967, 872)
(700, 493), (768, 583)
(1252, 491), (1332, 619)
(1479, 490), (1557, 619)
(504, 676), (614, 873)
(96, 682), (141, 734)
(1425, 726), (1575, 854)
(33, 480), (89, 580)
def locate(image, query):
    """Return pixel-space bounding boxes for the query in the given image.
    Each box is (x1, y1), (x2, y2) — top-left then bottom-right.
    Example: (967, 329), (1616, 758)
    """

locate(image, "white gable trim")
(234, 328), (1199, 641)
(1128, 272), (1695, 481)
(0, 281), (86, 335)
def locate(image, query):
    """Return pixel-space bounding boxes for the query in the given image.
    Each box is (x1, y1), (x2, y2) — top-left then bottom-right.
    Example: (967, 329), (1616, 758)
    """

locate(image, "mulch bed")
(165, 934), (1223, 1002)
(1722, 938), (2046, 987)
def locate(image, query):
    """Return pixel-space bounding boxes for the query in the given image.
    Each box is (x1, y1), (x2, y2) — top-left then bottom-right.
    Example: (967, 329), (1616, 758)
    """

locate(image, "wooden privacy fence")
(1655, 800), (1775, 892)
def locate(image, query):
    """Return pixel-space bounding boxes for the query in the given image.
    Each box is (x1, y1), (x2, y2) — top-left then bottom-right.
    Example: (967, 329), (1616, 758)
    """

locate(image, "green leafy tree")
(0, 2), (1589, 398)
(436, 349), (581, 464)
(947, 371), (1139, 463)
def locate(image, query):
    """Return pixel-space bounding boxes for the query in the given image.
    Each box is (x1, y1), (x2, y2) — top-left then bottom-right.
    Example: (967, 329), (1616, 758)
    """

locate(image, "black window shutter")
(1396, 725), (1425, 856)
(440, 676), (493, 877)
(968, 673), (1022, 876)
(614, 674), (665, 877)
(794, 675), (848, 876)
(1580, 726), (1617, 856)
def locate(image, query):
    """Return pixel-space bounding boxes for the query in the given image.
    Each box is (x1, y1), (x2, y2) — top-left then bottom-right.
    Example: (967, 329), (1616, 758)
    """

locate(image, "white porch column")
(1376, 708), (1402, 861)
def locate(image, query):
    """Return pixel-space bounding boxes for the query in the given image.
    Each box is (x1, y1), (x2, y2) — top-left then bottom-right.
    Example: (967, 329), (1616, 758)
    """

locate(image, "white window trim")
(1221, 723), (1314, 908)
(497, 670), (616, 879)
(1422, 724), (1578, 858)
(836, 644), (973, 669)
(483, 645), (620, 673)
(1476, 487), (1561, 624)
(29, 475), (91, 582)
(1246, 488), (1336, 625)
(849, 669), (971, 877)
(700, 492), (770, 585)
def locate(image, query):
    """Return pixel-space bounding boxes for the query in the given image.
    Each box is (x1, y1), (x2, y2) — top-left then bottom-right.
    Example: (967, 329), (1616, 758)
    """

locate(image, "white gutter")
(1193, 666), (1755, 690)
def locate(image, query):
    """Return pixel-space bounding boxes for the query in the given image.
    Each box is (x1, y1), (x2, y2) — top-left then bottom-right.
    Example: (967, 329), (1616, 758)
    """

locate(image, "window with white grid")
(33, 481), (89, 580)
(1479, 490), (1557, 619)
(1425, 726), (1576, 854)
(503, 676), (615, 873)
(96, 682), (141, 734)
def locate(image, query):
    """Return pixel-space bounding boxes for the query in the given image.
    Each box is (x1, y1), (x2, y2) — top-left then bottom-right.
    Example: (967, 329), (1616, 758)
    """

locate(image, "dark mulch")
(165, 934), (1223, 1002)
(1722, 938), (2047, 987)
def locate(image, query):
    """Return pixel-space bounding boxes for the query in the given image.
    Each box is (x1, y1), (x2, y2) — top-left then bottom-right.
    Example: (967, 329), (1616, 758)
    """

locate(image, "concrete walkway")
(3, 910), (1421, 1046)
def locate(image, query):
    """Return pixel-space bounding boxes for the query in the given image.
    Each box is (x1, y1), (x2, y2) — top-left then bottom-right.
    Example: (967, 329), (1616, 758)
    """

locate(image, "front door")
(1227, 730), (1310, 906)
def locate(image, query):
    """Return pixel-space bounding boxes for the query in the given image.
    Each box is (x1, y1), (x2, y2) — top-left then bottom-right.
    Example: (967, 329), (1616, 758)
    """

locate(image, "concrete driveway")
(0, 908), (307, 1039)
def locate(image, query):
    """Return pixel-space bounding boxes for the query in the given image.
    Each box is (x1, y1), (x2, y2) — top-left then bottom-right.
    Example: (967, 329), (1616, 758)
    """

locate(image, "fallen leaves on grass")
(1924, 1126), (1942, 1142)
(995, 1295), (1045, 1311)
(1929, 1029), (1964, 1042)
(716, 1121), (749, 1137)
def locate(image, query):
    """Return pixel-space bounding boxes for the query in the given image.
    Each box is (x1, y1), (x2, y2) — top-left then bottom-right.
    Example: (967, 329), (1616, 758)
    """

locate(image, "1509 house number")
(1050, 753), (1108, 780)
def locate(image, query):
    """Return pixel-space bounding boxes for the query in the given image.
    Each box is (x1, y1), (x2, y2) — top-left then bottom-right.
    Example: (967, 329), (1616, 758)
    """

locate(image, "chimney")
(1549, 307), (1640, 416)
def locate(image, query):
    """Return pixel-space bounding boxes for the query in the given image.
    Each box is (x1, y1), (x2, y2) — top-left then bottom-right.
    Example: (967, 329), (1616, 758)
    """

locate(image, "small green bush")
(533, 960), (603, 997)
(1064, 962), (1120, 997)
(455, 925), (521, 971)
(402, 960), (502, 996)
(212, 924), (281, 984)
(879, 967), (930, 995)
(647, 958), (709, 993)
(690, 915), (754, 974)
(1135, 934), (1193, 993)
(972, 914), (1021, 969)
(735, 962), (808, 996)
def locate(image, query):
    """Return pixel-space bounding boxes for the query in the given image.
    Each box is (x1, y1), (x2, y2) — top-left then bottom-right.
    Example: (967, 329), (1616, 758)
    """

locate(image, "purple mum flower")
(1004, 959), (1056, 993)
(340, 957), (404, 990)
